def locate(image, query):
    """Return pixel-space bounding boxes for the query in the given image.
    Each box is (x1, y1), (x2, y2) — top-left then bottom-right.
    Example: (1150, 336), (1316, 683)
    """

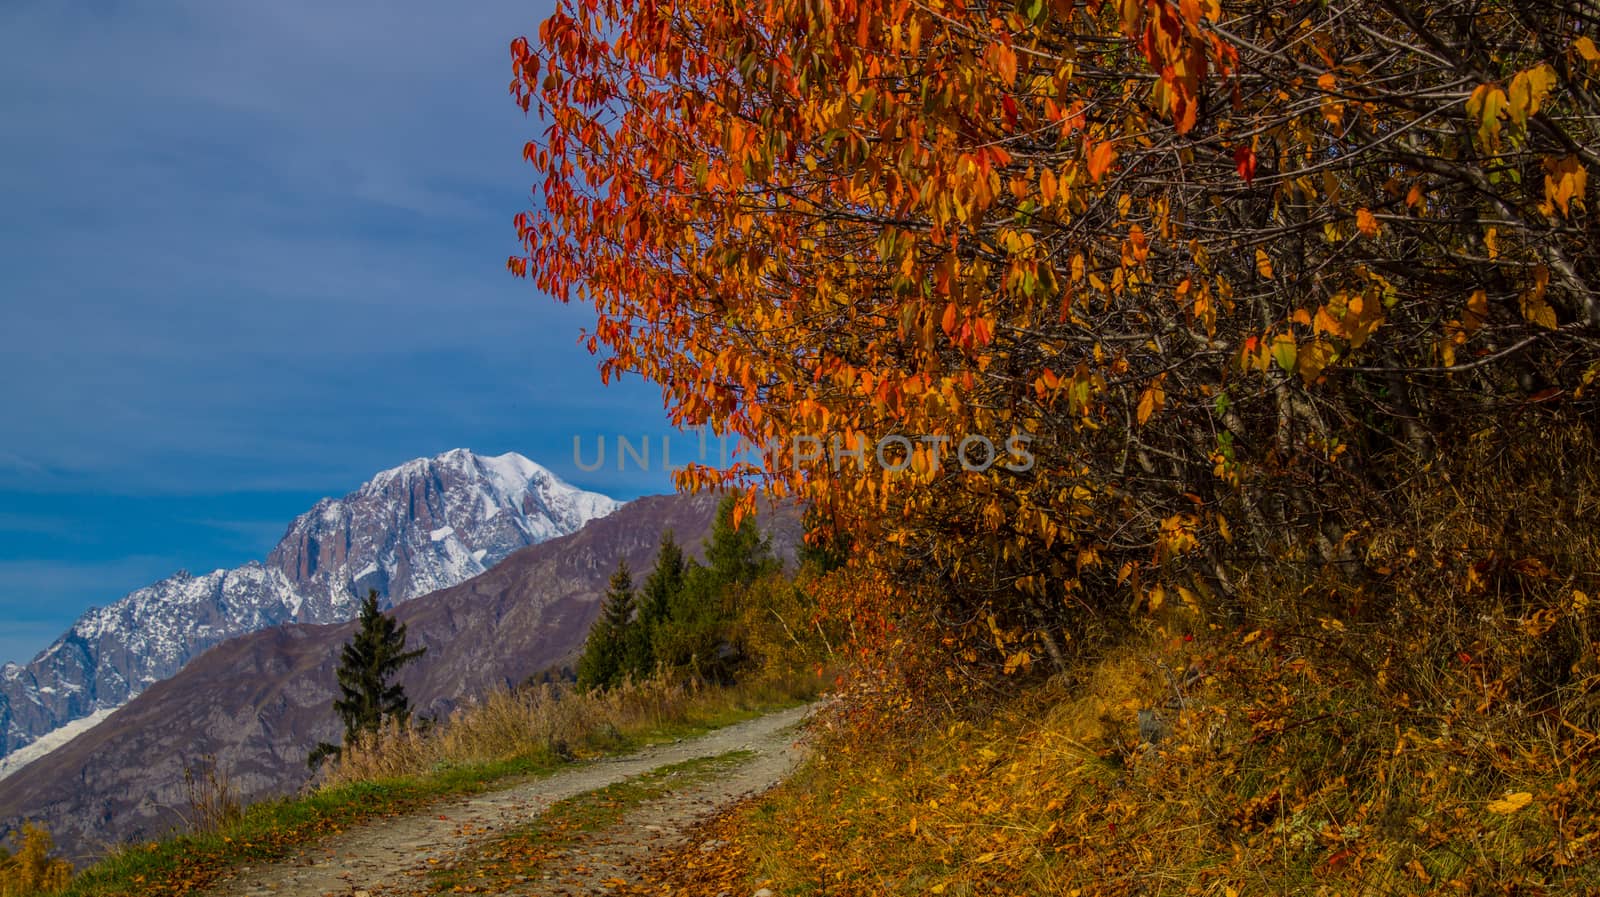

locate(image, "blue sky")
(0, 0), (681, 665)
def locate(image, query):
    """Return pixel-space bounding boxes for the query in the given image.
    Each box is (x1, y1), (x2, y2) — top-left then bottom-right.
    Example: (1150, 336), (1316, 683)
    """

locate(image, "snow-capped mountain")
(0, 450), (618, 766)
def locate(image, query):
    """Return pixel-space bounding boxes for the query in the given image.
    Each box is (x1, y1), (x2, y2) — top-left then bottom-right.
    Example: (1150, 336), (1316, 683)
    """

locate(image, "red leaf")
(1001, 95), (1019, 131)
(1234, 145), (1257, 183)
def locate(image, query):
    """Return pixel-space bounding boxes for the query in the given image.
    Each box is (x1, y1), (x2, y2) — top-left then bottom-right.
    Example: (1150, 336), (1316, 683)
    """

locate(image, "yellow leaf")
(1476, 86), (1509, 149)
(1147, 585), (1166, 611)
(1577, 35), (1600, 63)
(1255, 248), (1273, 279)
(1508, 64), (1556, 129)
(1521, 266), (1557, 329)
(1487, 791), (1533, 815)
(1543, 155), (1588, 217)
(1297, 338), (1335, 383)
(1271, 333), (1298, 372)
(973, 851), (998, 864)
(1464, 289), (1489, 333)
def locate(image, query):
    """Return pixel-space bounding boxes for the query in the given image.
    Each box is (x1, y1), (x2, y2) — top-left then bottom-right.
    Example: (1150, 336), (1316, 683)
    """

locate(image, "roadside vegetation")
(0, 825), (72, 897)
(612, 424), (1600, 895)
(9, 498), (835, 897)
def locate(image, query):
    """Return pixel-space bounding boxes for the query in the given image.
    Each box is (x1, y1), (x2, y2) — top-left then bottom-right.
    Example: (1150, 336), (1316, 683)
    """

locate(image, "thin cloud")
(0, 0), (673, 497)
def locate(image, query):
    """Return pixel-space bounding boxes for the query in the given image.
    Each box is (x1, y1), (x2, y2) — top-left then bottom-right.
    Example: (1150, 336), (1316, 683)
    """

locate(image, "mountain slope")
(0, 450), (618, 766)
(0, 492), (800, 862)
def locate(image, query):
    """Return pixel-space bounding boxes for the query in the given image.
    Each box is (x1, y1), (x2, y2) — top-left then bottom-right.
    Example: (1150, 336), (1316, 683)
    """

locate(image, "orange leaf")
(1577, 35), (1600, 63)
(1254, 248), (1273, 279)
(1086, 139), (1118, 183)
(1136, 379), (1165, 425)
(1355, 208), (1379, 237)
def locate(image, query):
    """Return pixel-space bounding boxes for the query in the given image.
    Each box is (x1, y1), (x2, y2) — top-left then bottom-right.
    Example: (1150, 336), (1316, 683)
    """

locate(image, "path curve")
(208, 705), (812, 897)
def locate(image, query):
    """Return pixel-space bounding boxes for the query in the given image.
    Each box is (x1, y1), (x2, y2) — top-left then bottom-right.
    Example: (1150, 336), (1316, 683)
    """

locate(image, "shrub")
(0, 824), (72, 897)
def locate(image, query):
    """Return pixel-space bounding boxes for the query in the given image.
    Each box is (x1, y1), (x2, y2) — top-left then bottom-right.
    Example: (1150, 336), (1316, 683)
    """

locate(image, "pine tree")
(628, 531), (686, 676)
(308, 590), (425, 769)
(703, 497), (775, 587)
(638, 531), (685, 628)
(576, 560), (636, 691)
(651, 498), (778, 682)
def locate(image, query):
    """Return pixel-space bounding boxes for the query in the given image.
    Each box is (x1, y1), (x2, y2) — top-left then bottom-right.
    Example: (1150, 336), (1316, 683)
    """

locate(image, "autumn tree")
(0, 824), (72, 896)
(511, 0), (1598, 676)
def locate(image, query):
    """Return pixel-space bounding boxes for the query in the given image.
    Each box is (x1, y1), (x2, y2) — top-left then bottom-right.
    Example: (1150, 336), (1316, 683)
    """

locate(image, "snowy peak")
(0, 451), (619, 764)
(266, 450), (619, 619)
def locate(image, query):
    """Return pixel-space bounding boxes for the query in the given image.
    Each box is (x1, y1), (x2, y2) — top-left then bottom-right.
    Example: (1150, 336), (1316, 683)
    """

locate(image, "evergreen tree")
(576, 560), (637, 691)
(638, 530), (686, 628)
(703, 497), (775, 586)
(627, 530), (686, 676)
(308, 590), (425, 769)
(652, 497), (778, 682)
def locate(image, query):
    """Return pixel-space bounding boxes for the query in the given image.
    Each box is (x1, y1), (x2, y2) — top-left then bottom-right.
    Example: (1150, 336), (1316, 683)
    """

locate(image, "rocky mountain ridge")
(0, 450), (618, 767)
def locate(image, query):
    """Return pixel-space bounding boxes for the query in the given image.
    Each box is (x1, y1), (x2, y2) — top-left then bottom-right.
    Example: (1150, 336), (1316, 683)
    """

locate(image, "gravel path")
(206, 705), (812, 897)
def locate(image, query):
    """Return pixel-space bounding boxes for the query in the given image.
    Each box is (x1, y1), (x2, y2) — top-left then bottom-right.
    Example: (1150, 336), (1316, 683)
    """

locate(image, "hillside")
(0, 450), (618, 770)
(0, 492), (800, 862)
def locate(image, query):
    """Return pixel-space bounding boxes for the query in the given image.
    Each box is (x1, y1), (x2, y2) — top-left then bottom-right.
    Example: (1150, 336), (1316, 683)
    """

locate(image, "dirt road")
(207, 705), (812, 897)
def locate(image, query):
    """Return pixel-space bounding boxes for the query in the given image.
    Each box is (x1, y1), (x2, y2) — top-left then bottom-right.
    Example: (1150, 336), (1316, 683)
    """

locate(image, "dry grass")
(322, 672), (822, 788)
(179, 757), (243, 835)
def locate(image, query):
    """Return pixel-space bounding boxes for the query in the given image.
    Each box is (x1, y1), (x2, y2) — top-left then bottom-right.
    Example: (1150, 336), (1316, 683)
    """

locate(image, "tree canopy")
(576, 501), (782, 689)
(512, 0), (1598, 674)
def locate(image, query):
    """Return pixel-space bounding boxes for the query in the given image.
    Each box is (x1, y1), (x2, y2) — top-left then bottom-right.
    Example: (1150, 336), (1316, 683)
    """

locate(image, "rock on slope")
(0, 450), (619, 766)
(0, 492), (801, 863)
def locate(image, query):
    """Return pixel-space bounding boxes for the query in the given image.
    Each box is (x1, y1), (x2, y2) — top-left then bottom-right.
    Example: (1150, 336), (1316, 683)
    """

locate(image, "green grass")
(426, 750), (756, 895)
(59, 690), (812, 897)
